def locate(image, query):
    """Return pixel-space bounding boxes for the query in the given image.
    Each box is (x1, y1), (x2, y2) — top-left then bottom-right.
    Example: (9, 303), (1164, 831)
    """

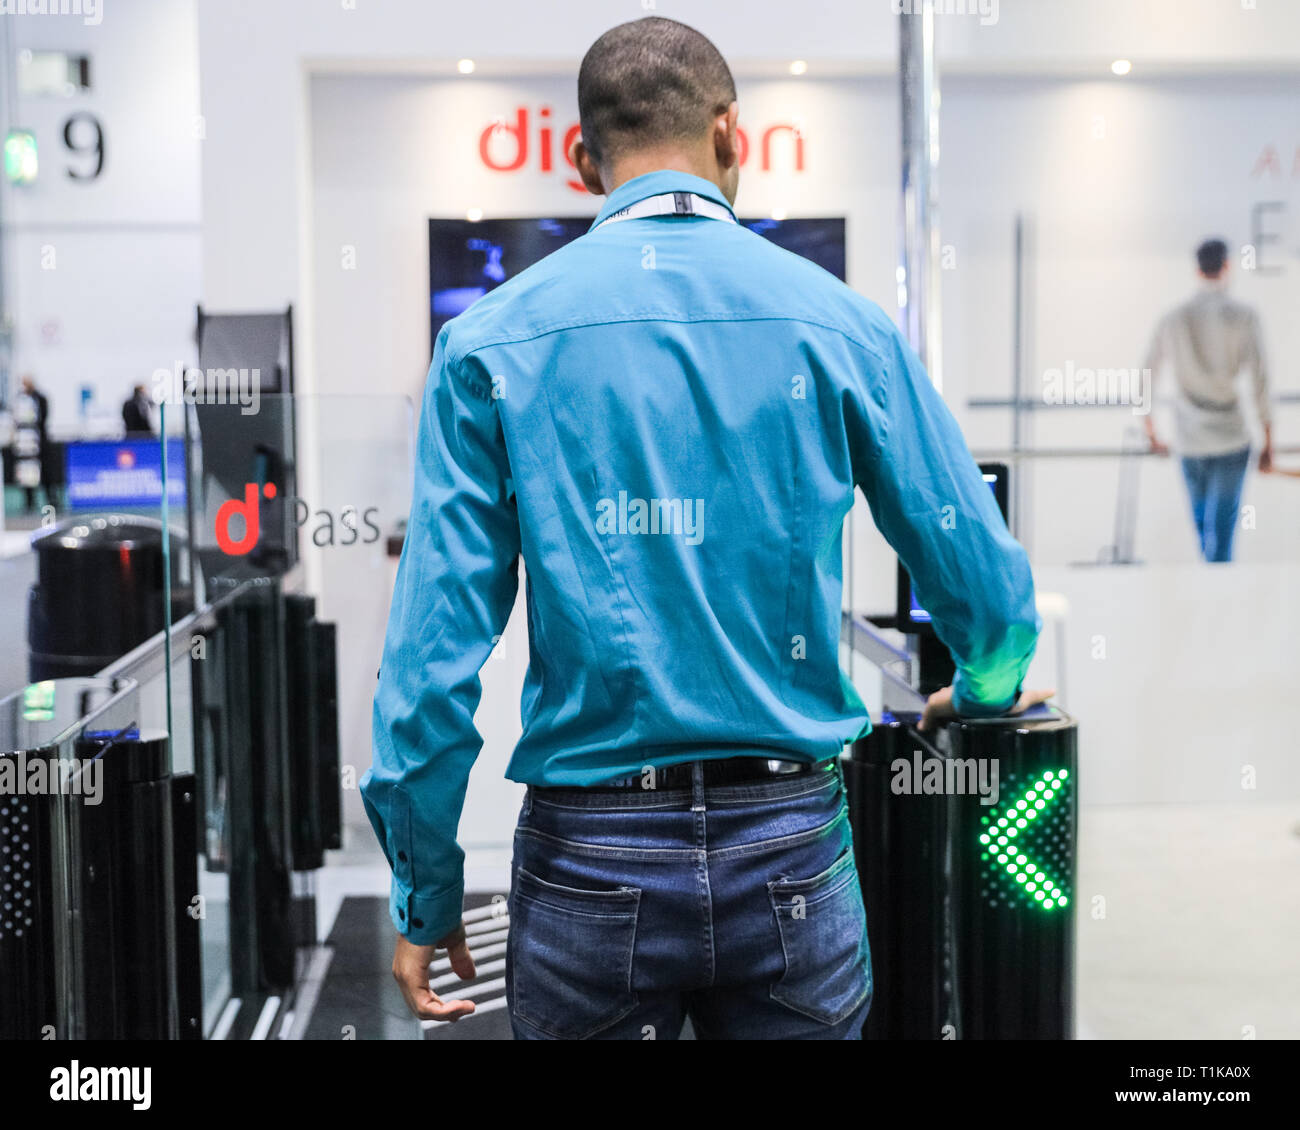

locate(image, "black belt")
(549, 757), (837, 793)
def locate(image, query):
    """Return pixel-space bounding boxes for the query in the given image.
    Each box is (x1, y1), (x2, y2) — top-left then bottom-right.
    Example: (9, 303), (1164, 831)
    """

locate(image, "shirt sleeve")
(1244, 310), (1272, 429)
(1142, 314), (1166, 379)
(361, 328), (521, 945)
(848, 329), (1040, 717)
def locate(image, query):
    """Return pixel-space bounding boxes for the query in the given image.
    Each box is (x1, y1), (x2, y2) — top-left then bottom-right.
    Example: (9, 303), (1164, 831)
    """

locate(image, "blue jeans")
(1180, 445), (1251, 562)
(506, 759), (871, 1040)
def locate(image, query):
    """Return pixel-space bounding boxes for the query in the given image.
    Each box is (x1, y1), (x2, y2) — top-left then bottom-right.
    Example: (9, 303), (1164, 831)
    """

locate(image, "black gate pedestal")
(846, 708), (1078, 1040)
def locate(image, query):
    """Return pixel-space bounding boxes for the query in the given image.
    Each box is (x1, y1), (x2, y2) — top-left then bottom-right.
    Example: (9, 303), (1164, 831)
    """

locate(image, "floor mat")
(302, 893), (513, 1040)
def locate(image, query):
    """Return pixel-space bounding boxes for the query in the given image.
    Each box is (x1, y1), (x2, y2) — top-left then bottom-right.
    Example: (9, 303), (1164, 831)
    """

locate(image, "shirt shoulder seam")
(446, 312), (889, 369)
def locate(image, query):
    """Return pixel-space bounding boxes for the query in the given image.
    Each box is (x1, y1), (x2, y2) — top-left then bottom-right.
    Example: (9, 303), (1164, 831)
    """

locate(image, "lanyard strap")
(594, 191), (738, 229)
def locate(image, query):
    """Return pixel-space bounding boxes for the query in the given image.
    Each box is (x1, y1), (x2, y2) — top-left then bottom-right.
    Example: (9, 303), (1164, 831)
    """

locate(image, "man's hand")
(918, 685), (1057, 733)
(1258, 445), (1274, 474)
(392, 923), (477, 1022)
(1147, 434), (1170, 457)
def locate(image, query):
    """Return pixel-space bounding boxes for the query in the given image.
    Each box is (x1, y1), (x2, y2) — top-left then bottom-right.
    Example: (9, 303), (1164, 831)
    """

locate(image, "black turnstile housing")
(844, 717), (951, 1040)
(190, 580), (343, 996)
(0, 751), (58, 1039)
(285, 594), (343, 870)
(4, 575), (342, 1040)
(948, 713), (1077, 1039)
(0, 700), (189, 1040)
(846, 708), (1078, 1040)
(75, 729), (174, 1039)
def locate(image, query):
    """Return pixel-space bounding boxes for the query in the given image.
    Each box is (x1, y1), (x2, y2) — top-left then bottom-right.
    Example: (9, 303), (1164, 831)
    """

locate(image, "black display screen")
(896, 463), (1011, 634)
(429, 215), (848, 350)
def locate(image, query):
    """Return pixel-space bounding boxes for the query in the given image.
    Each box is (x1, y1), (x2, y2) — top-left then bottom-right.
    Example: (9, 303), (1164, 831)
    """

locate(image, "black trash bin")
(26, 515), (190, 681)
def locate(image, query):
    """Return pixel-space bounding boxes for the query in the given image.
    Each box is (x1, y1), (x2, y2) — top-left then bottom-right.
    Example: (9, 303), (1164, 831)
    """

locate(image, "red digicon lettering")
(761, 124), (805, 172)
(479, 107), (528, 171)
(561, 122), (583, 192)
(477, 107), (807, 193)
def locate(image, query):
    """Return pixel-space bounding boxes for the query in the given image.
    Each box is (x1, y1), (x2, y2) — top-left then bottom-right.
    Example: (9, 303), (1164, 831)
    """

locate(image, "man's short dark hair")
(578, 17), (736, 167)
(1196, 238), (1229, 278)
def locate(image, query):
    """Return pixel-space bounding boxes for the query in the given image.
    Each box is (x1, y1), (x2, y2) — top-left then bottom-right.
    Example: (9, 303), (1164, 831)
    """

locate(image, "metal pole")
(1012, 215), (1024, 539)
(898, 0), (942, 390)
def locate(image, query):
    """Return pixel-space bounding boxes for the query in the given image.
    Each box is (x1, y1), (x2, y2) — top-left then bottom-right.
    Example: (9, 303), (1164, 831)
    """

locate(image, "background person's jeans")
(1180, 445), (1251, 563)
(506, 759), (871, 1040)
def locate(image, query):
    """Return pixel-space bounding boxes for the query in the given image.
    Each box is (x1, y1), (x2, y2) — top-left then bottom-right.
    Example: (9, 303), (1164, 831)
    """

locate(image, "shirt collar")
(590, 170), (737, 230)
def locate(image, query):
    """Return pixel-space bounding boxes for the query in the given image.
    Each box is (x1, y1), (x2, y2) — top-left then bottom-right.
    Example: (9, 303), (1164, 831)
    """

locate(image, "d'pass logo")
(215, 482), (383, 555)
(215, 482), (275, 555)
(479, 106), (808, 193)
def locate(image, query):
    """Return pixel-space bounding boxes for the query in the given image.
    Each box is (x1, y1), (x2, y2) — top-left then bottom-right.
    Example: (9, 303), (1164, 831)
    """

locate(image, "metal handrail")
(99, 562), (308, 684)
(841, 611), (926, 713)
(970, 444), (1300, 460)
(969, 391), (1300, 409)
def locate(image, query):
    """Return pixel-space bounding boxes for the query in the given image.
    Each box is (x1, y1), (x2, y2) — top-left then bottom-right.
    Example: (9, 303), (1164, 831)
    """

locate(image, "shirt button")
(412, 918), (424, 929)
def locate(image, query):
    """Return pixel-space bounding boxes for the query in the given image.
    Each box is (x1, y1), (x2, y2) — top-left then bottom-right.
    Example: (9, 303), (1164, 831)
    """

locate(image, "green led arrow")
(977, 768), (1070, 911)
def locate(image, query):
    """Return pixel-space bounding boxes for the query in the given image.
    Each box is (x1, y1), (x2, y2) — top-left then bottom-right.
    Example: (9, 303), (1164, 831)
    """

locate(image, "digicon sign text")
(480, 106), (807, 193)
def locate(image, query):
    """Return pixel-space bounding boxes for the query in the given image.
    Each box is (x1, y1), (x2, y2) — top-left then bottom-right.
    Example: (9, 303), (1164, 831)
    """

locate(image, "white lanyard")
(594, 191), (738, 229)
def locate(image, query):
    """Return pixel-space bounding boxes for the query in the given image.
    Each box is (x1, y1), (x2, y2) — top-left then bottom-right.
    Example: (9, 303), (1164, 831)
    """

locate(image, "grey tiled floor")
(1076, 803), (1300, 1040)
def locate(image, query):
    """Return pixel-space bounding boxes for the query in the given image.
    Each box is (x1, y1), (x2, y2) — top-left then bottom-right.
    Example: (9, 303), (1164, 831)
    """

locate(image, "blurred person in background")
(14, 375), (49, 513)
(122, 384), (154, 435)
(1143, 238), (1273, 562)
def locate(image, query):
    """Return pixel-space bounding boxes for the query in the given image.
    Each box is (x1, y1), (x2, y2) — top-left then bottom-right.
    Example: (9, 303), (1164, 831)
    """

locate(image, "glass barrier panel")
(156, 392), (414, 1037)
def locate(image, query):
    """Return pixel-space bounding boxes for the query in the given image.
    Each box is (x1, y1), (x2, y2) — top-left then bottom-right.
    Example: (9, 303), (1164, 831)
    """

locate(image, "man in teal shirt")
(364, 16), (1043, 1039)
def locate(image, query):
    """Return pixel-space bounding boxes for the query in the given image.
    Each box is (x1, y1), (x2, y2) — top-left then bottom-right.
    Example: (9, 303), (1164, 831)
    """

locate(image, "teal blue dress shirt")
(363, 170), (1040, 944)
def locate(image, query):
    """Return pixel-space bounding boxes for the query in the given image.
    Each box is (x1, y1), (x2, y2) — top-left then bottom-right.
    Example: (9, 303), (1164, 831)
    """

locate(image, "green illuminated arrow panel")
(977, 768), (1072, 911)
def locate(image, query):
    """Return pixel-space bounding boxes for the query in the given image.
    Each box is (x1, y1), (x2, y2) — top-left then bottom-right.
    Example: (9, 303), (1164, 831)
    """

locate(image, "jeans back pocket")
(508, 867), (641, 1039)
(767, 848), (871, 1026)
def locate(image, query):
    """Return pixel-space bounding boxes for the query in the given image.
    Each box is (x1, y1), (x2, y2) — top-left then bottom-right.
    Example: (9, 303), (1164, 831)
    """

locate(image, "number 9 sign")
(62, 111), (105, 180)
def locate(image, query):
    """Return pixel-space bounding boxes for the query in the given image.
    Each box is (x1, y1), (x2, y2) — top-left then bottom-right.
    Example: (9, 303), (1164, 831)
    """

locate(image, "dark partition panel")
(844, 717), (952, 1040)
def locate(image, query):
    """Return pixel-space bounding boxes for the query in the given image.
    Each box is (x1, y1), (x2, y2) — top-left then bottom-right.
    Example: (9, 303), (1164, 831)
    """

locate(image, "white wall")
(1027, 562), (1298, 807)
(0, 0), (201, 433)
(197, 0), (1300, 316)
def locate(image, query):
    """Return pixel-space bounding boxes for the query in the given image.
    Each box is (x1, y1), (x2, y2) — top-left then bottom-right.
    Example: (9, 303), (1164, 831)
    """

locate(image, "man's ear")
(714, 102), (741, 171)
(568, 137), (606, 197)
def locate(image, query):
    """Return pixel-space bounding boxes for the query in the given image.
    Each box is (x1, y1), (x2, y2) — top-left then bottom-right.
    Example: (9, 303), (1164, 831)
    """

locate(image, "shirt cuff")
(389, 877), (465, 945)
(951, 677), (1020, 719)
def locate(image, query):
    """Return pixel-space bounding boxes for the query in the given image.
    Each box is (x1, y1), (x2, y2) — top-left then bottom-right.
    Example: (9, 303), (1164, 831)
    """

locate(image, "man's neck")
(605, 152), (722, 196)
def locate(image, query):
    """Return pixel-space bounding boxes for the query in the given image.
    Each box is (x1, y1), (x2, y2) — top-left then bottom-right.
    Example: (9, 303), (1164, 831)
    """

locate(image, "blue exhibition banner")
(65, 438), (187, 511)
